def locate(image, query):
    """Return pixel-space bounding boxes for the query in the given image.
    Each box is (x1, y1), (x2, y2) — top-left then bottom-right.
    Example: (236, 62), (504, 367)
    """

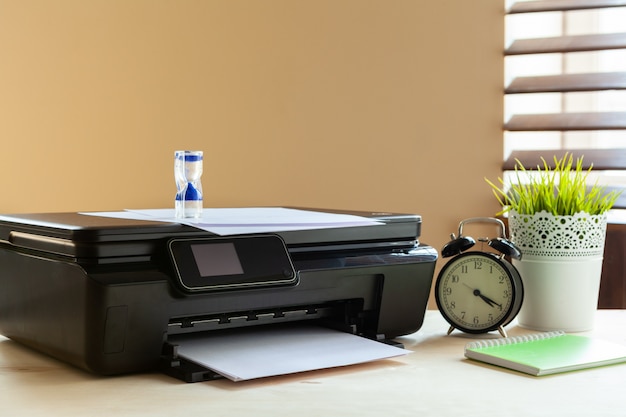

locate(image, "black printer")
(0, 208), (437, 382)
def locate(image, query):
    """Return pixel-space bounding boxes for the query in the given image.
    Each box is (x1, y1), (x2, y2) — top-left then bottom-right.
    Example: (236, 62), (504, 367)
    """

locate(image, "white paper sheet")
(173, 324), (410, 381)
(81, 207), (381, 236)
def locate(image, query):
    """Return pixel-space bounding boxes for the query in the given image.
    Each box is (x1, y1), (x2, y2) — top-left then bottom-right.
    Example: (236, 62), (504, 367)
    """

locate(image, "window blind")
(504, 0), (626, 208)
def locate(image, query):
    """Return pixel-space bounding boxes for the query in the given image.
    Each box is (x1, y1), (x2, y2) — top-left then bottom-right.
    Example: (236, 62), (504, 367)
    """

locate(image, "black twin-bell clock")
(435, 217), (524, 338)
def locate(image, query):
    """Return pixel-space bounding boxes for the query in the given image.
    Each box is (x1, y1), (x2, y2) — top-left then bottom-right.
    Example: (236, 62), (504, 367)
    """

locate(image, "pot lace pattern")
(509, 210), (607, 258)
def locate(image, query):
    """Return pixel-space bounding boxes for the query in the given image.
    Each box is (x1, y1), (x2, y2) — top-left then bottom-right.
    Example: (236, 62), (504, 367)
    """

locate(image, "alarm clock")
(435, 217), (524, 338)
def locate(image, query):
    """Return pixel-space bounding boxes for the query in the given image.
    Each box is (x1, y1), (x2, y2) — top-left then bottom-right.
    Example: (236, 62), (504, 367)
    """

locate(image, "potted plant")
(486, 153), (621, 332)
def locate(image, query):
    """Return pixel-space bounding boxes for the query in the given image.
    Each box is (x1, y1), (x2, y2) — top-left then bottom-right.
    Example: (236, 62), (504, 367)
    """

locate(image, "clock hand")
(477, 293), (502, 309)
(462, 283), (502, 308)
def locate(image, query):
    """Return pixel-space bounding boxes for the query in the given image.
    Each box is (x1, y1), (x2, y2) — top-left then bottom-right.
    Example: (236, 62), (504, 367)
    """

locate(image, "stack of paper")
(82, 207), (382, 235)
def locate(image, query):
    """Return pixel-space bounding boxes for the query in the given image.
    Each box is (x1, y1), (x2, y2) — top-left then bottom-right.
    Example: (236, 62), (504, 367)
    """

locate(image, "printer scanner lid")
(0, 207), (421, 261)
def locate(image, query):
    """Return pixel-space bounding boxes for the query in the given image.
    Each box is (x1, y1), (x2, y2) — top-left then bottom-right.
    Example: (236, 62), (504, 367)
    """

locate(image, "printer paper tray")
(161, 323), (410, 382)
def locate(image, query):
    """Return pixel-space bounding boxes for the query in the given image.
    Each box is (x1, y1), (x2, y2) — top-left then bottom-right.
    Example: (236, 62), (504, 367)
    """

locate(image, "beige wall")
(0, 1), (503, 305)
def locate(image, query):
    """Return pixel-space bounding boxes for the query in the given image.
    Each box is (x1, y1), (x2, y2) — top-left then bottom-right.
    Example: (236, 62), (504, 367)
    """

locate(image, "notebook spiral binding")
(465, 330), (565, 352)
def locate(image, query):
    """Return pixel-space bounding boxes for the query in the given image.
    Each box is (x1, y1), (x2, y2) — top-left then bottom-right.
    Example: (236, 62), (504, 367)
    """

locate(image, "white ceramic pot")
(508, 210), (607, 332)
(513, 256), (603, 332)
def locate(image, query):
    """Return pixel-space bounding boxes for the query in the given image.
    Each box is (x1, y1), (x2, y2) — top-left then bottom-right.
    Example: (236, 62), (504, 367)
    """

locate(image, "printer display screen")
(191, 243), (244, 277)
(168, 235), (297, 292)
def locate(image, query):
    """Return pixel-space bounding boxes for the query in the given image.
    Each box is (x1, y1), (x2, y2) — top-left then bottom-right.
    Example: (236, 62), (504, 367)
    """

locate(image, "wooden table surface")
(1, 310), (626, 417)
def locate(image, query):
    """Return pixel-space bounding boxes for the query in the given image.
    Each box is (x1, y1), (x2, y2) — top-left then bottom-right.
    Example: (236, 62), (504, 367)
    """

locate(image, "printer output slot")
(166, 301), (362, 336)
(161, 300), (367, 383)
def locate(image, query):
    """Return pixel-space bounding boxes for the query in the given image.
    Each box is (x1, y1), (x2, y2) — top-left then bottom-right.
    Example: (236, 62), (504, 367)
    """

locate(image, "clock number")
(461, 265), (468, 274)
(474, 261), (482, 270)
(451, 274), (459, 283)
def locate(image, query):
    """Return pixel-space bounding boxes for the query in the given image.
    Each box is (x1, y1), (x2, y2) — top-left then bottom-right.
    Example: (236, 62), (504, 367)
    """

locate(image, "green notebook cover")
(464, 331), (626, 376)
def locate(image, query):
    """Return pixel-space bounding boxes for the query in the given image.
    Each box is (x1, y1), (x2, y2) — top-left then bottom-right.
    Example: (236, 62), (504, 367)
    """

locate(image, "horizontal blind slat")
(503, 148), (626, 171)
(504, 112), (626, 131)
(505, 72), (626, 94)
(507, 0), (626, 14)
(505, 33), (626, 55)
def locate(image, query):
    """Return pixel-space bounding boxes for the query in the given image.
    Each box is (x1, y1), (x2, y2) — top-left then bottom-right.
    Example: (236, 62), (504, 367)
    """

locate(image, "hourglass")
(174, 150), (203, 218)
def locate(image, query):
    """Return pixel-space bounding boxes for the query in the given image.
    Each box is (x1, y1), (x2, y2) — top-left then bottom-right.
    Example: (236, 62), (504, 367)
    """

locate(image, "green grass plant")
(486, 153), (621, 216)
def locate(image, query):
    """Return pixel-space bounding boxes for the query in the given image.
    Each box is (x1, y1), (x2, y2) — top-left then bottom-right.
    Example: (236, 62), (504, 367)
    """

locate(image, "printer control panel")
(168, 234), (297, 292)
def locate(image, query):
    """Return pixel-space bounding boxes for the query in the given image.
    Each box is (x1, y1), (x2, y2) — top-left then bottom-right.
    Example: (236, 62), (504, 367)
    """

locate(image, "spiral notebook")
(464, 331), (626, 376)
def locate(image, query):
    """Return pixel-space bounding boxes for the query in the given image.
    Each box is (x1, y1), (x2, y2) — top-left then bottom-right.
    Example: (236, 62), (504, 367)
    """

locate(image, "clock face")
(435, 251), (522, 333)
